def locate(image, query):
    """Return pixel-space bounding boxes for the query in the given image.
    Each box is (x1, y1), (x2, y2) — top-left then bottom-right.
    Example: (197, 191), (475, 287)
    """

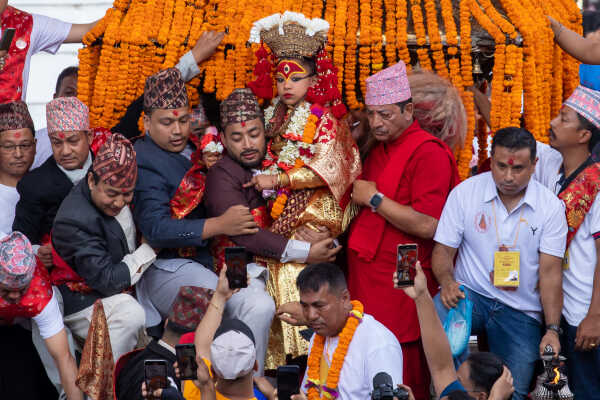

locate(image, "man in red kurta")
(347, 61), (459, 400)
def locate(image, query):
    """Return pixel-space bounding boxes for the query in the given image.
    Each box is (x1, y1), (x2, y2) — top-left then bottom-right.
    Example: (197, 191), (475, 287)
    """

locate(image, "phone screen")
(396, 244), (418, 288)
(277, 365), (300, 400)
(144, 360), (168, 392)
(175, 344), (197, 380)
(225, 247), (248, 289)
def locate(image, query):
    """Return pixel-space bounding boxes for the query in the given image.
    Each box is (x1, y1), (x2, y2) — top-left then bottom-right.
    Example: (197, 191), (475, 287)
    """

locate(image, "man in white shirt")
(0, 101), (35, 237)
(285, 263), (403, 400)
(432, 127), (567, 400)
(0, 0), (99, 103)
(0, 231), (82, 400)
(547, 85), (600, 399)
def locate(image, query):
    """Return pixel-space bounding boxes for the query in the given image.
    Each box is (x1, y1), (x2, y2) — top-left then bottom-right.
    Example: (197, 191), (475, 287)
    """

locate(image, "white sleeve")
(540, 198), (568, 258)
(122, 243), (157, 285)
(175, 51), (201, 82)
(32, 291), (64, 340)
(31, 14), (72, 55)
(281, 240), (311, 263)
(366, 344), (404, 386)
(589, 195), (600, 238)
(433, 185), (465, 249)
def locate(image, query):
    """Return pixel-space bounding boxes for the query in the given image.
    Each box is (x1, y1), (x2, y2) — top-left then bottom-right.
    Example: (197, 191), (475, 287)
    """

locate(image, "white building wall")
(10, 0), (112, 130)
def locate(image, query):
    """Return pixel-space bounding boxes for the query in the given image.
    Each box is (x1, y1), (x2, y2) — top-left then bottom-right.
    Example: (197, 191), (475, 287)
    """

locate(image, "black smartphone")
(175, 344), (197, 380)
(276, 365), (300, 400)
(0, 28), (16, 51)
(396, 244), (418, 288)
(144, 359), (168, 392)
(225, 246), (248, 289)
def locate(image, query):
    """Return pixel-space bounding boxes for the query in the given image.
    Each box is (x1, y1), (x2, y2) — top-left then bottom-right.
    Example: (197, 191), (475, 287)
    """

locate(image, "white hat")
(210, 319), (256, 380)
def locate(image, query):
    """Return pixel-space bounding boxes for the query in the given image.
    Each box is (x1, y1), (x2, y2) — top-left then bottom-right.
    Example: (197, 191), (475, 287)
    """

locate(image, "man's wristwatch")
(546, 324), (563, 335)
(369, 192), (385, 212)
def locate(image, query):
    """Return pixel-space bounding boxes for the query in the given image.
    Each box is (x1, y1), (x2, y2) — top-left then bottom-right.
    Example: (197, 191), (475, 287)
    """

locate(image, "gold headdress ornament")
(248, 12), (329, 59)
(248, 11), (347, 119)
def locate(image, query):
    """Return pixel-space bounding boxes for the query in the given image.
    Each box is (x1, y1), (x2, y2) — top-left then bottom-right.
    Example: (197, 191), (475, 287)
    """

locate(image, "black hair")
(576, 113), (600, 152)
(90, 170), (101, 184)
(447, 391), (476, 400)
(491, 127), (537, 162)
(583, 11), (600, 36)
(55, 66), (79, 94)
(296, 263), (347, 294)
(465, 352), (504, 393)
(301, 57), (317, 76)
(395, 98), (413, 113)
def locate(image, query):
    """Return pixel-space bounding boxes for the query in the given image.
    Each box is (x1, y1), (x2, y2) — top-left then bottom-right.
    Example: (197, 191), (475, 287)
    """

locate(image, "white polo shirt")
(533, 142), (562, 190)
(548, 168), (600, 327)
(434, 172), (567, 321)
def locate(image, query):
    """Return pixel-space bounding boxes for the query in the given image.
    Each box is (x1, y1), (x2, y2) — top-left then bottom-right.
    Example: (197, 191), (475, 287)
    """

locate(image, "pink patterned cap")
(365, 61), (412, 106)
(46, 97), (90, 136)
(0, 232), (36, 290)
(564, 85), (600, 129)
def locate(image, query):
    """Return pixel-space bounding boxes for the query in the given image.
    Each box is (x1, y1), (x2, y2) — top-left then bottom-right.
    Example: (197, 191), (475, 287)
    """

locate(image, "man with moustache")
(12, 97), (93, 269)
(546, 86), (600, 398)
(0, 101), (36, 236)
(132, 70), (270, 345)
(432, 128), (567, 399)
(204, 88), (341, 374)
(346, 61), (459, 400)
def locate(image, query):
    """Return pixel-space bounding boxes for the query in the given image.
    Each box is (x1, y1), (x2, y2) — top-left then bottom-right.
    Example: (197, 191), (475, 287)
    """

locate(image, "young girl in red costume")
(245, 11), (361, 369)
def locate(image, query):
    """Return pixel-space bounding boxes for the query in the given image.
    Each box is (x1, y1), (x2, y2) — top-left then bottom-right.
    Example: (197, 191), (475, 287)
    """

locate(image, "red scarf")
(558, 162), (600, 248)
(348, 121), (459, 261)
(0, 6), (33, 103)
(0, 260), (53, 324)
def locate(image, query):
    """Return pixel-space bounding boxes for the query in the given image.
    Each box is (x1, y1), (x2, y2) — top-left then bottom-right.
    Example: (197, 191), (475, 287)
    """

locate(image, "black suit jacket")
(13, 157), (73, 244)
(116, 339), (179, 400)
(52, 180), (132, 315)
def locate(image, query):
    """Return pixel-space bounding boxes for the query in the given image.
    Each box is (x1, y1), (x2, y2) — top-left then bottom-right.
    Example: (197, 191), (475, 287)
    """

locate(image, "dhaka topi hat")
(92, 133), (137, 189)
(220, 88), (262, 128)
(564, 85), (600, 129)
(0, 232), (36, 290)
(46, 97), (90, 136)
(365, 61), (412, 106)
(143, 68), (189, 112)
(0, 101), (34, 133)
(167, 286), (214, 333)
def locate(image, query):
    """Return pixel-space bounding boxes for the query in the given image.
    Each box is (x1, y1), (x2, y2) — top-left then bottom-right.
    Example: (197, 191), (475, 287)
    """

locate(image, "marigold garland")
(79, 0), (580, 149)
(306, 300), (364, 400)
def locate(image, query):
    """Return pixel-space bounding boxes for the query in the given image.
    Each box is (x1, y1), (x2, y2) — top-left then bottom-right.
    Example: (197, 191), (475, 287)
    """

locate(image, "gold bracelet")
(278, 173), (290, 188)
(209, 301), (221, 312)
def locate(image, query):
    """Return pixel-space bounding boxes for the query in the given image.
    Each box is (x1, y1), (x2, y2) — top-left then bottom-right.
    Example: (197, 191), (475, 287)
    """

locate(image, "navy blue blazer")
(133, 136), (212, 268)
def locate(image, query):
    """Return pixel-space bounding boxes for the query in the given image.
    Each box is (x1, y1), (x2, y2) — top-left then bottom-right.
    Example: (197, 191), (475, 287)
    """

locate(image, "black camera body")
(371, 372), (409, 400)
(371, 385), (409, 400)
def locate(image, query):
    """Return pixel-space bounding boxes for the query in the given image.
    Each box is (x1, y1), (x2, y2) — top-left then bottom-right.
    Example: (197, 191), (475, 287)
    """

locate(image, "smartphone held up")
(395, 244), (418, 288)
(175, 344), (198, 380)
(144, 359), (168, 392)
(277, 365), (300, 400)
(224, 247), (248, 290)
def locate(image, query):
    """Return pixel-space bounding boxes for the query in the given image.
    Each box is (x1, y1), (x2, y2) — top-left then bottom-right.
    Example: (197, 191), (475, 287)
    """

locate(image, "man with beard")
(204, 88), (340, 374)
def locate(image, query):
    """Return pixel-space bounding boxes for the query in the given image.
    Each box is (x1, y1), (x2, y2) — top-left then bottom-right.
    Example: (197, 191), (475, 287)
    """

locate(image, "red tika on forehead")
(276, 60), (307, 81)
(58, 132), (65, 139)
(508, 158), (514, 165)
(14, 132), (21, 139)
(173, 110), (179, 117)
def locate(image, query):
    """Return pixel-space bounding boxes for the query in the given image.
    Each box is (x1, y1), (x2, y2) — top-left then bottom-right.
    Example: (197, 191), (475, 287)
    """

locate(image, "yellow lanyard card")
(493, 251), (520, 287)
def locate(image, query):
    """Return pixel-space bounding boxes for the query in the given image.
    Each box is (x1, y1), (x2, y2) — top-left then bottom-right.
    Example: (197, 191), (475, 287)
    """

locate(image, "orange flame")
(552, 367), (560, 385)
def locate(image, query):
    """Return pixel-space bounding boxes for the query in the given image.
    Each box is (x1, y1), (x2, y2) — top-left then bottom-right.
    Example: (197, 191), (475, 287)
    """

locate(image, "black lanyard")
(557, 156), (594, 195)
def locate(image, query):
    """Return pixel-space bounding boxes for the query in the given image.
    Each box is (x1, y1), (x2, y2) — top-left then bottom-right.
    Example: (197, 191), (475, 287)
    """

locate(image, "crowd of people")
(1, 1), (600, 400)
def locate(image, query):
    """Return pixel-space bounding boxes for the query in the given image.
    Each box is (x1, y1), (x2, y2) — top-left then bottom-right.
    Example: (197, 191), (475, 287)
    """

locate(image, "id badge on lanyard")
(489, 202), (525, 289)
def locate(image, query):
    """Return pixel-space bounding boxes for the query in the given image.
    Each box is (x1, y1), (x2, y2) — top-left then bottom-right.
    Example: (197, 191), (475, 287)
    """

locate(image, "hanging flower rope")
(79, 0), (580, 175)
